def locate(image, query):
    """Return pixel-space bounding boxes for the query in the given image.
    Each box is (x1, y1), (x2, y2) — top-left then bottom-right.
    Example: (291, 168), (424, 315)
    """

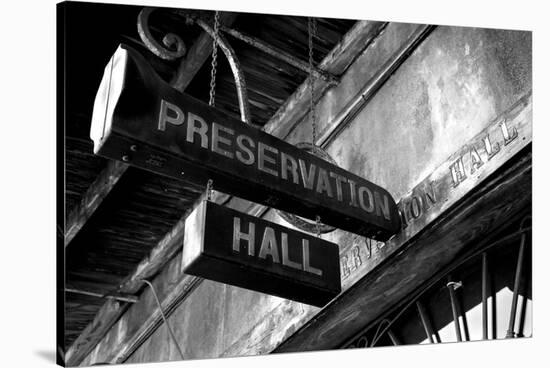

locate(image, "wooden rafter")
(65, 287), (139, 304)
(65, 160), (129, 247)
(171, 13), (238, 92)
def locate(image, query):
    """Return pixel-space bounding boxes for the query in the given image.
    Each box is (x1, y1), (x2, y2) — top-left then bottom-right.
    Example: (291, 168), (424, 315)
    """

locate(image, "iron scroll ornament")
(276, 142), (337, 235)
(137, 7), (187, 60)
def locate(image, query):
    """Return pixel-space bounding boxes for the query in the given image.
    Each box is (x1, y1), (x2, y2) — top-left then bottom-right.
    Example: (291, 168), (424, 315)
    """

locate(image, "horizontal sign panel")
(90, 44), (401, 241)
(181, 200), (341, 307)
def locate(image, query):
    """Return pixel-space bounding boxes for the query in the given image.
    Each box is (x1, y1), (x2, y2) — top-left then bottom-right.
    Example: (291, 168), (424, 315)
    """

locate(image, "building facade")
(60, 3), (532, 366)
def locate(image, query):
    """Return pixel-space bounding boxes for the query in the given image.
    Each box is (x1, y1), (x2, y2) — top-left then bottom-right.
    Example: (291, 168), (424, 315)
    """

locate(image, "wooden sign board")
(90, 44), (401, 241)
(181, 200), (341, 307)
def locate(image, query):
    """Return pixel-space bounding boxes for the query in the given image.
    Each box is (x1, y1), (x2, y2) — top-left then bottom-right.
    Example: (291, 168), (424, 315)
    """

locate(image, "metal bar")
(517, 294), (528, 338)
(369, 319), (389, 347)
(491, 272), (497, 340)
(451, 278), (469, 341)
(416, 301), (435, 343)
(192, 18), (252, 124)
(220, 26), (339, 85)
(114, 277), (202, 364)
(459, 297), (470, 342)
(517, 239), (531, 339)
(506, 230), (526, 338)
(482, 252), (489, 340)
(348, 227), (531, 349)
(387, 330), (401, 346)
(65, 287), (138, 304)
(447, 277), (463, 342)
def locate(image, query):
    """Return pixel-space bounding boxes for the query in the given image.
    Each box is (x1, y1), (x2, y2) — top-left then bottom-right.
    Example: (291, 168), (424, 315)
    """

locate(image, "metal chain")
(209, 11), (220, 107)
(315, 215), (321, 237)
(308, 17), (317, 145)
(206, 179), (214, 201)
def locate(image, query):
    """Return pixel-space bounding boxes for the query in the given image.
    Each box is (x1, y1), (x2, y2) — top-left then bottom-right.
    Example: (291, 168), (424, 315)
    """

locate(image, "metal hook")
(446, 281), (463, 290)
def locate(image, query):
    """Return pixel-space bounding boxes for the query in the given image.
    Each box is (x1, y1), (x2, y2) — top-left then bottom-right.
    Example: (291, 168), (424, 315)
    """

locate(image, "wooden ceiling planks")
(184, 14), (355, 126)
(63, 3), (356, 352)
(64, 167), (205, 347)
(64, 117), (109, 213)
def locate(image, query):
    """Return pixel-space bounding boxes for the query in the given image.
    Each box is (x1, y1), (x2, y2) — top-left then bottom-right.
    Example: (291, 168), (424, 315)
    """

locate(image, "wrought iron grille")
(342, 214), (532, 348)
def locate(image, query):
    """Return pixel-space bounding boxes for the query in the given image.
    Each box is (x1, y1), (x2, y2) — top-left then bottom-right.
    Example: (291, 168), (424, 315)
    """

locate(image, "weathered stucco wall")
(288, 25), (531, 199)
(82, 23), (531, 366)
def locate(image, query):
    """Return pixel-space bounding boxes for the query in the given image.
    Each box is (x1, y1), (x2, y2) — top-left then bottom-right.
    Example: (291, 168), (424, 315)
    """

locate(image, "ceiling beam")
(65, 287), (139, 304)
(171, 12), (238, 92)
(64, 160), (128, 247)
(262, 20), (387, 139)
(220, 25), (339, 85)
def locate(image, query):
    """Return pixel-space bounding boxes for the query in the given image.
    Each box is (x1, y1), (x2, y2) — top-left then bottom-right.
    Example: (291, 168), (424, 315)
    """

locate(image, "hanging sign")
(90, 44), (401, 241)
(181, 200), (341, 307)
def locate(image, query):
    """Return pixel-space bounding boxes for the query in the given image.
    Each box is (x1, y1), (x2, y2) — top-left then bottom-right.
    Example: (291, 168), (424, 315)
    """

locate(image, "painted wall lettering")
(448, 119), (519, 189)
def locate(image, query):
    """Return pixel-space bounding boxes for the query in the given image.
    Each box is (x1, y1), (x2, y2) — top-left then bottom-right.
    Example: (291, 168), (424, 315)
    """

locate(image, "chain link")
(315, 215), (321, 237)
(206, 179), (214, 201)
(308, 17), (317, 145)
(207, 13), (218, 200)
(209, 11), (220, 107)
(311, 18), (321, 238)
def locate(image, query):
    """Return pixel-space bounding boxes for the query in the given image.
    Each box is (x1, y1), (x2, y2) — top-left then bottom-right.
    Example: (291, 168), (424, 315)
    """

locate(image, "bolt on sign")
(181, 200), (341, 307)
(90, 44), (401, 241)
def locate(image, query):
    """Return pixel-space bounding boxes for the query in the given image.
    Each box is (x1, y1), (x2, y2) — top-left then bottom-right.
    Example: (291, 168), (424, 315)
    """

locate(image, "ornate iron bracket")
(137, 7), (252, 125)
(137, 7), (339, 234)
(137, 8), (187, 60)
